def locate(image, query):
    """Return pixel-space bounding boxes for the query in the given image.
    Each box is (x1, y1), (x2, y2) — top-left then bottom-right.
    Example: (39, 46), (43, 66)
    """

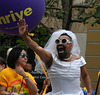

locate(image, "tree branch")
(45, 7), (62, 10)
(74, 8), (85, 20)
(72, 14), (94, 23)
(40, 22), (53, 34)
(71, 19), (83, 22)
(72, 0), (96, 8)
(77, 8), (85, 18)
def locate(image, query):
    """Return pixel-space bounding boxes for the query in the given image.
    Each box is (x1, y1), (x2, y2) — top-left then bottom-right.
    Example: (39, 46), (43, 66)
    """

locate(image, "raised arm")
(17, 19), (52, 69)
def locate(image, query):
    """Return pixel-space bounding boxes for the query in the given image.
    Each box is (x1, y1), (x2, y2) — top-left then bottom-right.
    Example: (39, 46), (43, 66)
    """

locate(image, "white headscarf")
(44, 29), (80, 58)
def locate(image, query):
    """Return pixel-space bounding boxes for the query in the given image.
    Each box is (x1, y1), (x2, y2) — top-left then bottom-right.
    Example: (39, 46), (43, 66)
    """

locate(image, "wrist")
(23, 75), (29, 80)
(21, 34), (28, 39)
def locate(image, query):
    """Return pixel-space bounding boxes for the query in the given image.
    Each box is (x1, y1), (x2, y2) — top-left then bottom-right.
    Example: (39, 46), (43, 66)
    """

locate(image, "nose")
(58, 41), (63, 45)
(24, 56), (28, 60)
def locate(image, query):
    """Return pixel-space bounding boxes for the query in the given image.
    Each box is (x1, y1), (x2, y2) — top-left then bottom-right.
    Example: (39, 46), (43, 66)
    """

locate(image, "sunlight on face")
(16, 50), (28, 67)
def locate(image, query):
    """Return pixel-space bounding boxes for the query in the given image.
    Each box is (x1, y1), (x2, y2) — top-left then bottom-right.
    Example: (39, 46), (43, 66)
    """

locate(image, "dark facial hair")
(57, 45), (67, 60)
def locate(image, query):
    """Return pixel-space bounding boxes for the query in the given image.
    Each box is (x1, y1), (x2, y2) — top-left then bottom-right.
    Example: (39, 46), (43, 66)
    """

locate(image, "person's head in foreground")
(7, 46), (28, 69)
(44, 29), (80, 60)
(0, 46), (39, 95)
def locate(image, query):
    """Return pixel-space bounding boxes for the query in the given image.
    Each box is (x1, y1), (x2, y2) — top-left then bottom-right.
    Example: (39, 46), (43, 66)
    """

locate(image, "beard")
(57, 45), (67, 60)
(58, 52), (67, 60)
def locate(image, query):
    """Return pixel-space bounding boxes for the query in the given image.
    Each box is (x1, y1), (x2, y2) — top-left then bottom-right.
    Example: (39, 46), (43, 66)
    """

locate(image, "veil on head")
(44, 29), (80, 58)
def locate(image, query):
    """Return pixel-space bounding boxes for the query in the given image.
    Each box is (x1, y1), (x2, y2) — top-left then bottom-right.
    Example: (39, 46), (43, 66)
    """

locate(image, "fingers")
(19, 19), (23, 26)
(23, 19), (26, 26)
(18, 18), (26, 27)
(17, 19), (22, 28)
(15, 65), (21, 71)
(17, 20), (19, 27)
(17, 18), (28, 35)
(15, 65), (25, 75)
(26, 25), (28, 34)
(18, 19), (22, 27)
(43, 78), (50, 87)
(26, 25), (28, 32)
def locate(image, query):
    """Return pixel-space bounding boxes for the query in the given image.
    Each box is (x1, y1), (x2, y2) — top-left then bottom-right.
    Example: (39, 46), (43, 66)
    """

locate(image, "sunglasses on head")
(55, 38), (72, 45)
(21, 53), (28, 58)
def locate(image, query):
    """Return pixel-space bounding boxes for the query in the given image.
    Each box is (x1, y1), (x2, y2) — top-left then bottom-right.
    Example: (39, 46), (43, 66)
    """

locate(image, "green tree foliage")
(0, 32), (21, 58)
(16, 26), (51, 48)
(0, 26), (51, 58)
(78, 0), (100, 26)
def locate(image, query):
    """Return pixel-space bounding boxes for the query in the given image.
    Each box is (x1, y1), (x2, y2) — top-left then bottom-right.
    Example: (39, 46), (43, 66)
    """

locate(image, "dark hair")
(0, 57), (7, 68)
(7, 47), (24, 69)
(60, 33), (72, 41)
(27, 48), (36, 71)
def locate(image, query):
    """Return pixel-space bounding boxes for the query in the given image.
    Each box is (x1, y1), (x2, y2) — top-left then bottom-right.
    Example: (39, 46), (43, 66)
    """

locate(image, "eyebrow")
(60, 33), (72, 41)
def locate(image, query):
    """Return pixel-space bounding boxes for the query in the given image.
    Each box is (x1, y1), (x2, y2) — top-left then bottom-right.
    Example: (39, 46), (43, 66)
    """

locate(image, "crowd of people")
(0, 18), (93, 95)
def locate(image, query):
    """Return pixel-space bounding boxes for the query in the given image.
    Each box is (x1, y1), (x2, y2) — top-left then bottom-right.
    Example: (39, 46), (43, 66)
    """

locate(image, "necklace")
(62, 55), (72, 72)
(63, 54), (72, 61)
(57, 55), (72, 72)
(62, 61), (71, 72)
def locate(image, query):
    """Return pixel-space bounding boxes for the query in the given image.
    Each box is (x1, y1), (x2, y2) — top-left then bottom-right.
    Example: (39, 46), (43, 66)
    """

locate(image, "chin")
(58, 51), (67, 58)
(58, 54), (65, 60)
(21, 63), (26, 67)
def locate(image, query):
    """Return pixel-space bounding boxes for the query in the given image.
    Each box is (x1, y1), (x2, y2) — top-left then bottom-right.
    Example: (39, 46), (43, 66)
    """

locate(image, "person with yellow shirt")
(0, 46), (49, 95)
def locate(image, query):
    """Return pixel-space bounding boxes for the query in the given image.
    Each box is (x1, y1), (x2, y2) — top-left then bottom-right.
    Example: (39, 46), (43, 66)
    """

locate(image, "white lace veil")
(35, 29), (80, 73)
(44, 29), (80, 58)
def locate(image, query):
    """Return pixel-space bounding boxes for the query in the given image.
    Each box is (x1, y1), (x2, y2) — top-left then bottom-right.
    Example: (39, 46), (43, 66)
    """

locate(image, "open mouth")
(57, 45), (65, 53)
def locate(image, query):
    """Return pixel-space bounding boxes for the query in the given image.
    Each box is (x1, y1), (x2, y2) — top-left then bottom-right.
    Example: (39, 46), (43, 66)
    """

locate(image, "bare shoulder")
(76, 56), (81, 60)
(71, 55), (81, 61)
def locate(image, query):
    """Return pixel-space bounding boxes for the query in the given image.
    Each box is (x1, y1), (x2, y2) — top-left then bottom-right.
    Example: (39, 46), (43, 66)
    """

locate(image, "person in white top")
(17, 19), (92, 95)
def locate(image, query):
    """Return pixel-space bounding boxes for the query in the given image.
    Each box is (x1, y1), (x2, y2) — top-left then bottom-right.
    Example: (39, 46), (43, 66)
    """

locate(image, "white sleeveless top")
(46, 53), (86, 95)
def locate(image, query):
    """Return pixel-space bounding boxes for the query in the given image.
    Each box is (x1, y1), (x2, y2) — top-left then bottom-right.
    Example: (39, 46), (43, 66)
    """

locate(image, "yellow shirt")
(0, 67), (37, 95)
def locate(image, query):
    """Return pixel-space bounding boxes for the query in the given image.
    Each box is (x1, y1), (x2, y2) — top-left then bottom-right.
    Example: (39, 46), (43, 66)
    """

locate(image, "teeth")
(59, 51), (64, 53)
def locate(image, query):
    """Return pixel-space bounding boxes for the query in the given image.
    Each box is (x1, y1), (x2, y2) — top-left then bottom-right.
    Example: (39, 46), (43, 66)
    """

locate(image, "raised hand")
(15, 65), (26, 77)
(17, 19), (28, 37)
(43, 77), (50, 88)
